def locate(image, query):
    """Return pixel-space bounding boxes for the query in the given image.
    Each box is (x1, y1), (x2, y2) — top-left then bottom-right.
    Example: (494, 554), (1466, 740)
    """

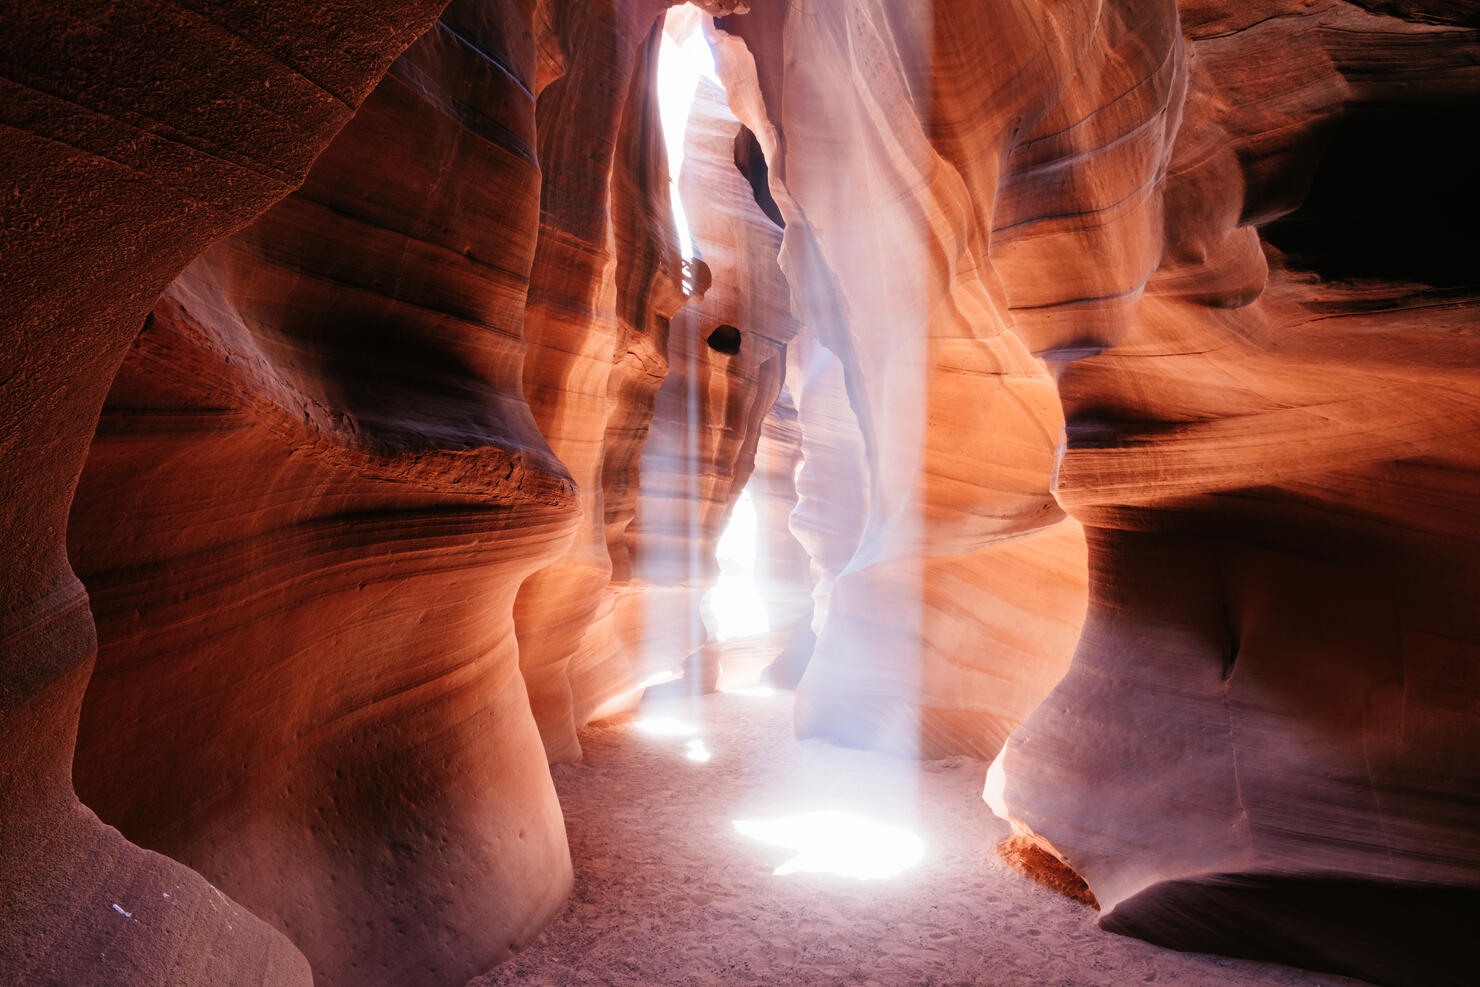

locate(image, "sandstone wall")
(6, 2), (1479, 984)
(56, 1), (680, 984)
(0, 2), (448, 983)
(511, 1), (683, 764)
(709, 0), (1480, 981)
(710, 3), (1092, 760)
(998, 4), (1480, 982)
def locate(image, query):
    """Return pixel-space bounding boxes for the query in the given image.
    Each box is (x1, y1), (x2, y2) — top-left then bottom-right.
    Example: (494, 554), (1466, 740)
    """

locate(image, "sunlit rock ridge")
(2, 1), (1477, 985)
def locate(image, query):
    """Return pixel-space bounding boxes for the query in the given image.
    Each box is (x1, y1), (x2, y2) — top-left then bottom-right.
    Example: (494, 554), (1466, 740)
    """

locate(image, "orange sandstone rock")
(1, 2), (447, 984)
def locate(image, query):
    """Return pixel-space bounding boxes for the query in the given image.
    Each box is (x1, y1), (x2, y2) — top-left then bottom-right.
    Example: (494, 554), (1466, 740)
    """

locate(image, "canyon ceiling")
(2, 1), (1478, 985)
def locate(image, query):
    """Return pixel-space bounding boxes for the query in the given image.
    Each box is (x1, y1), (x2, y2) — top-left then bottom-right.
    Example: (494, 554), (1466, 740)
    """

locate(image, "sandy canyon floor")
(472, 689), (1364, 986)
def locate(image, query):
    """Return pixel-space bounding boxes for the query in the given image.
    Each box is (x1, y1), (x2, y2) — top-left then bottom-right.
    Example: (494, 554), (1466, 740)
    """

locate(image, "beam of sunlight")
(732, 810), (925, 879)
(634, 717), (698, 738)
(657, 5), (719, 262)
(707, 488), (770, 643)
(685, 739), (712, 762)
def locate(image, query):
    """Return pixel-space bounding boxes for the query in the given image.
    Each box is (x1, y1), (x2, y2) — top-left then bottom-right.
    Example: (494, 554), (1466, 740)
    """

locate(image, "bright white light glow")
(708, 489), (770, 642)
(984, 746), (1010, 821)
(634, 717), (698, 738)
(637, 670), (681, 690)
(721, 684), (775, 698)
(656, 6), (719, 261)
(685, 739), (712, 763)
(732, 810), (925, 879)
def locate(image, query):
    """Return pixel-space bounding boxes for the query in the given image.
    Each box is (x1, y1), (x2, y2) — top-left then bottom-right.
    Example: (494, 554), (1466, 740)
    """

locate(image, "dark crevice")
(733, 125), (784, 229)
(1261, 104), (1480, 287)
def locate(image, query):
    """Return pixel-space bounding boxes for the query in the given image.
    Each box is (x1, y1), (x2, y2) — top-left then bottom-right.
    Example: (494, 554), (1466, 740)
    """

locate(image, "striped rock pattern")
(709, 0), (1480, 981)
(60, 2), (679, 984)
(1, 2), (447, 984)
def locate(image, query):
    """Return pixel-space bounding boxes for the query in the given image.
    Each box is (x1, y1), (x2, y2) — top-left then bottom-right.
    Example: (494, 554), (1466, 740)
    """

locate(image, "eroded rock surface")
(511, 0), (684, 764)
(1, 2), (446, 983)
(55, 2), (713, 985)
(710, 0), (1480, 982)
(5, 1), (1479, 984)
(710, 5), (1090, 759)
(997, 5), (1480, 982)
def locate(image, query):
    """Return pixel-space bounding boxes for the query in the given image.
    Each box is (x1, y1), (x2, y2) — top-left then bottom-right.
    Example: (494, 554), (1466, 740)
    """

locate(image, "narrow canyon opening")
(5, 2), (1479, 986)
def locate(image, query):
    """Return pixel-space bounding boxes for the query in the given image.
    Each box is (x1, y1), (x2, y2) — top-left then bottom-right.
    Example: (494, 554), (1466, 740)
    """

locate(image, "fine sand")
(471, 688), (1364, 986)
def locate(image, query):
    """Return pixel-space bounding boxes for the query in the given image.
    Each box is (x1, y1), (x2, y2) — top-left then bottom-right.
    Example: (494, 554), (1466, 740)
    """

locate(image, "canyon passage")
(2, 1), (1478, 985)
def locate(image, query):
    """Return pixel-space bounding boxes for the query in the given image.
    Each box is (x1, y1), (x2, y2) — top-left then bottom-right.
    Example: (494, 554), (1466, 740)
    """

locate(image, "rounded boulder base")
(1101, 873), (1480, 987)
(1, 663), (309, 986)
(0, 807), (312, 987)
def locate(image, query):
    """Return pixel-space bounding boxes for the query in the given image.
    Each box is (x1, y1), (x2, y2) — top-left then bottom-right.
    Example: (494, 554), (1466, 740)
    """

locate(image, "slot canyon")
(2, 0), (1478, 984)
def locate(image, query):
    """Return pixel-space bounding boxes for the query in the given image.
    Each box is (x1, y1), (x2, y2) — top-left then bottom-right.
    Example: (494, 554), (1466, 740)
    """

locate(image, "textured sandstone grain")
(5, 1), (1479, 984)
(709, 4), (1090, 760)
(513, 0), (683, 765)
(58, 3), (691, 984)
(710, 1), (1480, 982)
(1, 2), (447, 983)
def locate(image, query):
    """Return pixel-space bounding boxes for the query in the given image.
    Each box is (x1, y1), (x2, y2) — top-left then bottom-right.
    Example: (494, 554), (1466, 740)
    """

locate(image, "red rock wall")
(512, 1), (682, 764)
(994, 4), (1480, 982)
(8, 1), (1480, 984)
(55, 1), (682, 984)
(710, 0), (1480, 981)
(10, 2), (798, 979)
(710, 4), (1092, 759)
(0, 2), (447, 984)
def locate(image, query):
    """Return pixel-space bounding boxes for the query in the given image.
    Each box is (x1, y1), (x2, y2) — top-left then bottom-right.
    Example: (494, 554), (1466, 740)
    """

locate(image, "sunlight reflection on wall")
(705, 487), (769, 643)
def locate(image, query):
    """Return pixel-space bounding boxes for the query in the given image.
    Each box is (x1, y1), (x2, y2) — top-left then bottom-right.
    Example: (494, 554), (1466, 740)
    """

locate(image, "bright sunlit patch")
(637, 669), (681, 690)
(634, 717), (698, 738)
(685, 739), (712, 763)
(720, 684), (775, 698)
(984, 746), (1010, 821)
(657, 5), (719, 261)
(732, 810), (925, 879)
(708, 489), (770, 642)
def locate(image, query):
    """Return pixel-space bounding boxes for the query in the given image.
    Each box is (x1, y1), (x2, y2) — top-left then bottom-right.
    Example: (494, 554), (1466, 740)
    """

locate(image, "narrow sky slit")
(657, 5), (720, 262)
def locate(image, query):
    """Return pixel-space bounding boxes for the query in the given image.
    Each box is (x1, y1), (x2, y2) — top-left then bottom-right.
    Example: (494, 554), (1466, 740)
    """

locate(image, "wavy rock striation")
(995, 4), (1480, 983)
(57, 1), (680, 984)
(1, 2), (446, 984)
(710, 4), (1091, 759)
(710, 0), (1480, 981)
(7, 1), (1479, 984)
(511, 0), (683, 764)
